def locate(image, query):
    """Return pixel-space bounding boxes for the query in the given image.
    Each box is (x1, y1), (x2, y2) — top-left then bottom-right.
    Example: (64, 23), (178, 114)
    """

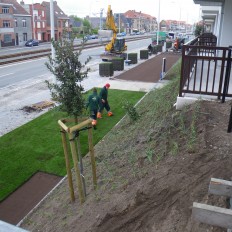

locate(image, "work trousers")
(100, 100), (110, 112)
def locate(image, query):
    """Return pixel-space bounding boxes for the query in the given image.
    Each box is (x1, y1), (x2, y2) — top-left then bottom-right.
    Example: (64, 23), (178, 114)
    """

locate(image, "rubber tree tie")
(69, 126), (92, 141)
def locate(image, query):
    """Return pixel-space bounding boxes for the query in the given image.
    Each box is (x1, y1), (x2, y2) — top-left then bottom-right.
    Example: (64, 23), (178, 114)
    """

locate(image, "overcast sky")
(24, 0), (201, 24)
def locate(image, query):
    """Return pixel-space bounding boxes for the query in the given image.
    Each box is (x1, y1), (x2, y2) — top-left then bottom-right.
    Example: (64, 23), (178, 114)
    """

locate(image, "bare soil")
(21, 96), (232, 232)
(5, 52), (232, 231)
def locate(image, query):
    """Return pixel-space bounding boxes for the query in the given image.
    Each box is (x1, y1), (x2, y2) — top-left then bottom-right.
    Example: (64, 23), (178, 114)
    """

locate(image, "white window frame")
(2, 7), (10, 14)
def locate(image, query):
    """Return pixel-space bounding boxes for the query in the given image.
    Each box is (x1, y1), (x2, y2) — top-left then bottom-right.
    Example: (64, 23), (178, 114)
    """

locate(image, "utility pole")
(99, 8), (103, 44)
(99, 8), (103, 30)
(31, 0), (36, 39)
(157, 0), (160, 45)
(50, 0), (56, 83)
(119, 13), (121, 33)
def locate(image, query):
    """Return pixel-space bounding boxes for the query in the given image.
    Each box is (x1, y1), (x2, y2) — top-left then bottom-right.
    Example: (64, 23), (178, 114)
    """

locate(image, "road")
(0, 38), (150, 89)
(0, 35), (149, 56)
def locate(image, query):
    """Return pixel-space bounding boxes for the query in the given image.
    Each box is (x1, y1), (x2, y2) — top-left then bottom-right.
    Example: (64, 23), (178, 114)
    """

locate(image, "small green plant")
(146, 148), (154, 162)
(170, 141), (179, 156)
(122, 100), (139, 122)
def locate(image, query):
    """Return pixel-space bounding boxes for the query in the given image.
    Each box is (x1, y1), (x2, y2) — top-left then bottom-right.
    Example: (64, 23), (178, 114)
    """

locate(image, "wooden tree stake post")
(88, 123), (97, 189)
(60, 128), (75, 202)
(68, 132), (85, 203)
(58, 118), (97, 203)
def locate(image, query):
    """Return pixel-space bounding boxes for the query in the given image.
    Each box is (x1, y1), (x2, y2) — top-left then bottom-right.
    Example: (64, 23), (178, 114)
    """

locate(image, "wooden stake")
(68, 133), (85, 203)
(88, 124), (97, 189)
(69, 118), (93, 133)
(60, 128), (75, 202)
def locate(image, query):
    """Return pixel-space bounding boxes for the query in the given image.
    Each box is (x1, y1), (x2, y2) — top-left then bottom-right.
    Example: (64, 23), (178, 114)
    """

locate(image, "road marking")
(0, 58), (47, 69)
(0, 73), (14, 78)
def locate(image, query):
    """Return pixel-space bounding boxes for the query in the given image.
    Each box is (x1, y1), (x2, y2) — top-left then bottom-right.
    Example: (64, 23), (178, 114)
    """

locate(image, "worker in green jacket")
(97, 83), (113, 118)
(86, 88), (101, 126)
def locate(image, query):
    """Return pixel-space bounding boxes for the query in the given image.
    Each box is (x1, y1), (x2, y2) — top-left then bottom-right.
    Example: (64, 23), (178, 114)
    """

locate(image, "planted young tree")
(45, 35), (91, 120)
(194, 24), (203, 37)
(45, 34), (94, 203)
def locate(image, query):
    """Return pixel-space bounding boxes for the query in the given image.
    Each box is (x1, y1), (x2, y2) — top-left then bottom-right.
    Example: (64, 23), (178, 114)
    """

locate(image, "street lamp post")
(156, 0), (160, 45)
(31, 0), (36, 39)
(50, 0), (56, 83)
(119, 13), (120, 33)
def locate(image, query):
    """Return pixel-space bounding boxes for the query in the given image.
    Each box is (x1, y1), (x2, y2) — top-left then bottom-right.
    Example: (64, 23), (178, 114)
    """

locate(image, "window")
(33, 10), (38, 17)
(2, 7), (10, 14)
(15, 19), (18, 27)
(42, 22), (45, 28)
(42, 10), (44, 17)
(4, 34), (12, 43)
(58, 21), (61, 27)
(37, 22), (41, 28)
(22, 19), (26, 27)
(3, 20), (10, 28)
(23, 33), (27, 41)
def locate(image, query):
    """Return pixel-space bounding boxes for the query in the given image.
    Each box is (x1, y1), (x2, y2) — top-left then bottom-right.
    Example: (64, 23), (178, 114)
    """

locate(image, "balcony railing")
(179, 33), (232, 100)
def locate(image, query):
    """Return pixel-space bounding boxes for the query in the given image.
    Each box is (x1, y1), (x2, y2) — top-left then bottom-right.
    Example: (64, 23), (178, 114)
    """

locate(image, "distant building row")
(0, 0), (193, 48)
(84, 10), (192, 35)
(0, 0), (70, 47)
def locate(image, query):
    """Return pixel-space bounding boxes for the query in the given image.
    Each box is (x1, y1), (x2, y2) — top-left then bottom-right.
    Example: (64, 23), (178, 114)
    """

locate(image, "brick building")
(124, 10), (157, 33)
(0, 0), (31, 47)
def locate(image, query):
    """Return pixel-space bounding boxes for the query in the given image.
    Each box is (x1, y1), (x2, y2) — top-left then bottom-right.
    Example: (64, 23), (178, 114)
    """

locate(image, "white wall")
(220, 0), (232, 47)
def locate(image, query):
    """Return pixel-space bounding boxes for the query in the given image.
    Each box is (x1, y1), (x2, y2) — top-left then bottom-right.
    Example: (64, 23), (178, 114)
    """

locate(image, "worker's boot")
(91, 119), (97, 130)
(97, 112), (102, 119)
(108, 111), (113, 117)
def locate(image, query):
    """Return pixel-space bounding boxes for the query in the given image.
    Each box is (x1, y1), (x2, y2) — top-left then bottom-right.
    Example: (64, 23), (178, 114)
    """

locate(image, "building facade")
(124, 10), (157, 33)
(0, 0), (70, 47)
(42, 1), (70, 42)
(0, 0), (31, 47)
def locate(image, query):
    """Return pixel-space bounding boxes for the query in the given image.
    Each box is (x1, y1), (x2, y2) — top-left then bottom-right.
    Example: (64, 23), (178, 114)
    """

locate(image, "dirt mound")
(20, 86), (232, 232)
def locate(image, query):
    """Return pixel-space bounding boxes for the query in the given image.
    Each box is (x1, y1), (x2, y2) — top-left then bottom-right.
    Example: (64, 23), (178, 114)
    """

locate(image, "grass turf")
(0, 89), (145, 201)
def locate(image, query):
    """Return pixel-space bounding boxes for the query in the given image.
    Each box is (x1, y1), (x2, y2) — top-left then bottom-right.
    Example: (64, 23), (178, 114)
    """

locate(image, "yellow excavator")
(99, 5), (127, 61)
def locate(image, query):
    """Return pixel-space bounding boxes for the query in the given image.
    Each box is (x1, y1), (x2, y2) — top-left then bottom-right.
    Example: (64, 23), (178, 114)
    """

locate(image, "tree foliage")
(83, 19), (91, 28)
(194, 24), (203, 37)
(45, 36), (91, 118)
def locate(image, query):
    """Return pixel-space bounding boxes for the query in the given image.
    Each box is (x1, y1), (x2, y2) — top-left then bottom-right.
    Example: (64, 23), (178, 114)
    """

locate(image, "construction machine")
(174, 37), (185, 51)
(99, 5), (127, 61)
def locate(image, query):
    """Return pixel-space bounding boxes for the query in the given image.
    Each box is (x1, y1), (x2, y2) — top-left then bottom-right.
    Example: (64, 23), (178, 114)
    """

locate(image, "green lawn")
(0, 89), (145, 201)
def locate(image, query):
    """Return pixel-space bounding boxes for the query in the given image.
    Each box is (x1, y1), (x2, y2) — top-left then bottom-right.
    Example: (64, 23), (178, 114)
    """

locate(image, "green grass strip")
(0, 89), (145, 201)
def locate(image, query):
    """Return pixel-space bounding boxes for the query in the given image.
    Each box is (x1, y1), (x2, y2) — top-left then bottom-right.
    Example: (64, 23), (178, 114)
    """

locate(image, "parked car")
(84, 35), (91, 40)
(117, 32), (126, 37)
(84, 34), (98, 40)
(90, 34), (98, 39)
(25, 39), (39, 46)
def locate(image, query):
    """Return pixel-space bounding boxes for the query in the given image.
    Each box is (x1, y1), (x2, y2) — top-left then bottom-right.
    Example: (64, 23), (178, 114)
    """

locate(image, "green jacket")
(99, 86), (108, 101)
(86, 92), (101, 111)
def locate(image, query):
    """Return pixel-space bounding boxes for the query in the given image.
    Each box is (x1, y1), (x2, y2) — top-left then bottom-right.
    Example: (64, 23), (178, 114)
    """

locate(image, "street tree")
(194, 24), (203, 37)
(45, 34), (91, 120)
